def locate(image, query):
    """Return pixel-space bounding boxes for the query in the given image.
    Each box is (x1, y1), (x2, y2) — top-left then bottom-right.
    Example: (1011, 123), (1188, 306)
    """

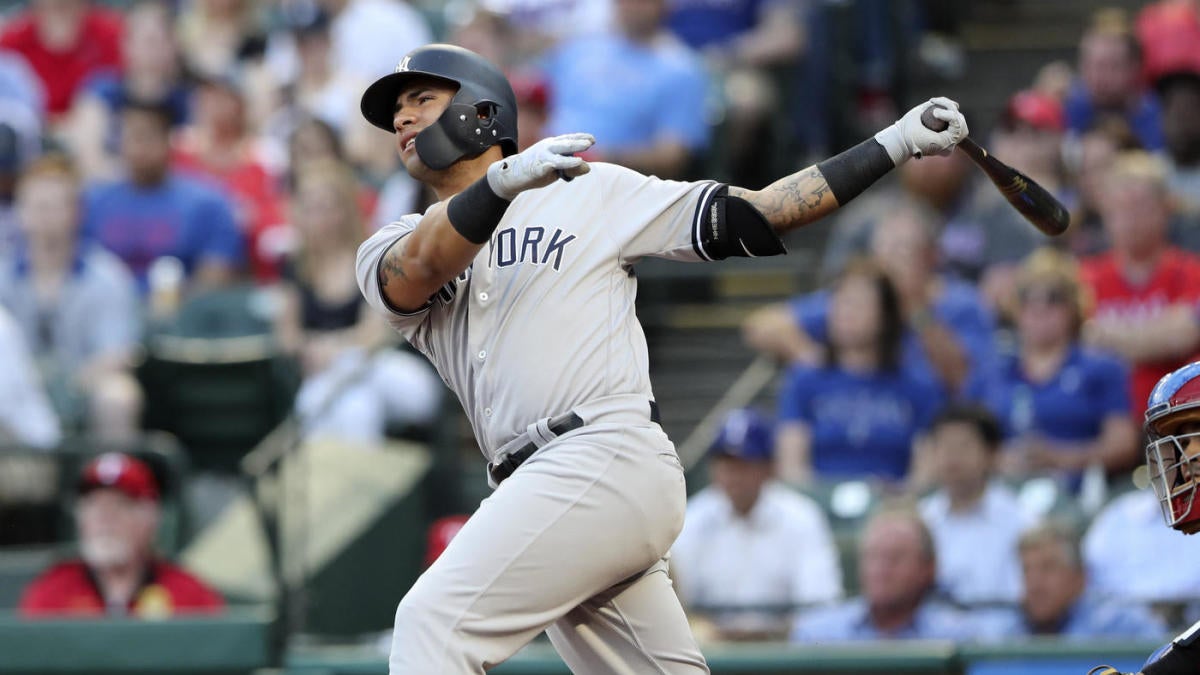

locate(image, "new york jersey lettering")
(491, 227), (577, 271)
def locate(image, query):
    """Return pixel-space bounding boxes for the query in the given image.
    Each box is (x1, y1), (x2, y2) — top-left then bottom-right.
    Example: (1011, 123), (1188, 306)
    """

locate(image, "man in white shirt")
(920, 403), (1033, 605)
(671, 408), (842, 640)
(1084, 487), (1200, 606)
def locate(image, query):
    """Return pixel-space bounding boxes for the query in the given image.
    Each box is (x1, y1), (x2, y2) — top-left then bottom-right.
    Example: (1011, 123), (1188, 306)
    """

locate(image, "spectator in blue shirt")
(747, 201), (995, 397)
(1064, 11), (1164, 151)
(976, 521), (1165, 640)
(0, 154), (142, 443)
(542, 0), (711, 179)
(968, 248), (1138, 486)
(791, 505), (978, 643)
(774, 259), (942, 485)
(83, 97), (243, 295)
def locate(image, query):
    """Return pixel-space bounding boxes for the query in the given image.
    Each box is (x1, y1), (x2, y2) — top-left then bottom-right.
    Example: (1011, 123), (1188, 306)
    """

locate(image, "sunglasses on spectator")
(1018, 286), (1070, 306)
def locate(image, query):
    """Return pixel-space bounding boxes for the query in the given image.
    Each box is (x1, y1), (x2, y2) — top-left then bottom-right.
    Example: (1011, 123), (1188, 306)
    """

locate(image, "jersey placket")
(468, 256), (499, 450)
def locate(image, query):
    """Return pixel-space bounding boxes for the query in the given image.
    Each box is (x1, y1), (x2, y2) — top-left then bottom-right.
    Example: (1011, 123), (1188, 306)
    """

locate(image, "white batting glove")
(874, 97), (969, 164)
(486, 133), (594, 200)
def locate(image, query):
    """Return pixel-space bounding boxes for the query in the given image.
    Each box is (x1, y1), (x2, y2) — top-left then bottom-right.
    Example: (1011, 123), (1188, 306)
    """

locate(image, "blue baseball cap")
(708, 408), (774, 462)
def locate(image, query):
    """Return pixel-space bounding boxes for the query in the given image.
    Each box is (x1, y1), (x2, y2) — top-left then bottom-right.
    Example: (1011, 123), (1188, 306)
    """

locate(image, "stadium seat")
(137, 286), (299, 475)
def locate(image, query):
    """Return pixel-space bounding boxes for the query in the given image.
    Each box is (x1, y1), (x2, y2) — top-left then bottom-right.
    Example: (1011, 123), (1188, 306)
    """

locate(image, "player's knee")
(390, 586), (483, 673)
(392, 578), (462, 642)
(393, 586), (433, 631)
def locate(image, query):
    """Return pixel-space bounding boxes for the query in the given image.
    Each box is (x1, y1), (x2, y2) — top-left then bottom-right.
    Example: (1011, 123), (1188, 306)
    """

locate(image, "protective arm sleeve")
(693, 185), (787, 261)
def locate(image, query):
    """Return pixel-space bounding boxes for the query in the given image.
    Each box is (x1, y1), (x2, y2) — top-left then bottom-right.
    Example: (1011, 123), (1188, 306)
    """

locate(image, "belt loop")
(527, 418), (556, 448)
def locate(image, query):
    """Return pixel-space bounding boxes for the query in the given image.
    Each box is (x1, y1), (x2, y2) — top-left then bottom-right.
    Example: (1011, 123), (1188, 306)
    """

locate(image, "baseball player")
(355, 43), (968, 674)
(1091, 361), (1200, 675)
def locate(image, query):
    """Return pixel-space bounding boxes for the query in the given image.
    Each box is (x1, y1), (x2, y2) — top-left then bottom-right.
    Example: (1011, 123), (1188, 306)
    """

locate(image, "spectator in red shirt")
(173, 70), (286, 282)
(19, 452), (224, 617)
(1081, 150), (1200, 416)
(0, 0), (122, 121)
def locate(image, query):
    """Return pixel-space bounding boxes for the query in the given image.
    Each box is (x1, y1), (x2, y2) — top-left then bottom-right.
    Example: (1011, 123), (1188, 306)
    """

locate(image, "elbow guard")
(694, 186), (787, 261)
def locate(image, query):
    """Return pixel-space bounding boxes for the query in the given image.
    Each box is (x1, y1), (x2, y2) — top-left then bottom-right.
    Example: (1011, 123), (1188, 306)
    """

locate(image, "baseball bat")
(921, 105), (1070, 237)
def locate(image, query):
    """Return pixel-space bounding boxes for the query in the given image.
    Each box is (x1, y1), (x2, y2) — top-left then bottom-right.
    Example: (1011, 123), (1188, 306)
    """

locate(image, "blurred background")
(2, 0), (1200, 673)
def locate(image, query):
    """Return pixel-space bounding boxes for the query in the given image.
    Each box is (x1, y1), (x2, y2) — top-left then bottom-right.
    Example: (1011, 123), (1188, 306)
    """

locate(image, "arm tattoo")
(378, 244), (408, 289)
(730, 167), (836, 233)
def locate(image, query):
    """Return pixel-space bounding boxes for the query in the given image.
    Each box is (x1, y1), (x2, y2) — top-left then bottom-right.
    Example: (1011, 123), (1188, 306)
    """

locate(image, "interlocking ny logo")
(396, 56), (411, 73)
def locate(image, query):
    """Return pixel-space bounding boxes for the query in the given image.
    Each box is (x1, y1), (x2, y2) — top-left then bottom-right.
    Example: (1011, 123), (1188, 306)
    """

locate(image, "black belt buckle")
(490, 413), (583, 485)
(490, 405), (655, 486)
(489, 453), (523, 484)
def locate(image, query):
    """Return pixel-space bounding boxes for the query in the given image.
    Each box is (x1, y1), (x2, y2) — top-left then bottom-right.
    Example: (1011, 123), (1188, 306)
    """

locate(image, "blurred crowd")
(0, 0), (1197, 649)
(695, 0), (1200, 648)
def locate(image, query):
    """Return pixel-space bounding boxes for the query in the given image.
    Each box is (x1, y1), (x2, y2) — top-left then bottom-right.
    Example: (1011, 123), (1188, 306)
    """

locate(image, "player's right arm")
(376, 134), (595, 312)
(729, 98), (968, 234)
(376, 201), (479, 312)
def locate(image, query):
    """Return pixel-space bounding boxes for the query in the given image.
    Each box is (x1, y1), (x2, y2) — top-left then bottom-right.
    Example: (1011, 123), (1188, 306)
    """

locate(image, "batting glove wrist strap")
(447, 176), (510, 245)
(872, 123), (910, 167)
(816, 138), (895, 206)
(485, 132), (595, 200)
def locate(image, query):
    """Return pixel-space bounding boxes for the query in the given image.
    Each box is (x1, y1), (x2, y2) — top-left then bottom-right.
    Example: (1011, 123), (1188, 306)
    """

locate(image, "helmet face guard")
(415, 101), (507, 170)
(1146, 428), (1200, 533)
(360, 44), (518, 170)
(1144, 361), (1200, 534)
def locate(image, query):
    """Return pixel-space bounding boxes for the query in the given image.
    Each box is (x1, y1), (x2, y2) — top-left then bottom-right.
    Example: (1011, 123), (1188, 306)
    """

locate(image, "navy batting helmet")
(360, 44), (518, 170)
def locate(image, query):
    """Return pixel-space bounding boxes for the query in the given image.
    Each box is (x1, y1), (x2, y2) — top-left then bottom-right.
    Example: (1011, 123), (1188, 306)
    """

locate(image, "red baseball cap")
(1137, 1), (1200, 83)
(424, 514), (469, 568)
(508, 72), (548, 110)
(78, 453), (160, 502)
(1004, 90), (1065, 132)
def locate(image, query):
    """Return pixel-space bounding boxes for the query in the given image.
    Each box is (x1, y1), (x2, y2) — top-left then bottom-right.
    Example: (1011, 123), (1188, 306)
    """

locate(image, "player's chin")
(403, 155), (435, 181)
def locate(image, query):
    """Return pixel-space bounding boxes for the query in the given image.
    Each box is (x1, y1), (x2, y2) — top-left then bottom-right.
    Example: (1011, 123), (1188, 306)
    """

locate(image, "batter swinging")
(356, 43), (968, 674)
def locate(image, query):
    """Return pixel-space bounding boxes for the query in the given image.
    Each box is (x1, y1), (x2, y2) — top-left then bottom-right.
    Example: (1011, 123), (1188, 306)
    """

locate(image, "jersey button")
(477, 350), (487, 360)
(484, 408), (492, 417)
(478, 292), (489, 302)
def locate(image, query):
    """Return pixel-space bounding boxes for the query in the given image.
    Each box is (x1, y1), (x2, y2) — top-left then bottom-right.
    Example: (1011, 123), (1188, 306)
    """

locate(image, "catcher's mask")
(360, 43), (518, 170)
(1145, 361), (1200, 534)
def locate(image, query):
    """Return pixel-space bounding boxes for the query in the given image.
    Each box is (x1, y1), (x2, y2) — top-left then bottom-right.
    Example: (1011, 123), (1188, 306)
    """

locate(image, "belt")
(488, 400), (661, 486)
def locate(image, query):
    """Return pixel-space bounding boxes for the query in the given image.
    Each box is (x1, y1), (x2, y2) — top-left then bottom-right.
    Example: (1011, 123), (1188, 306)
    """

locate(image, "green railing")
(0, 607), (274, 674)
(284, 638), (1162, 675)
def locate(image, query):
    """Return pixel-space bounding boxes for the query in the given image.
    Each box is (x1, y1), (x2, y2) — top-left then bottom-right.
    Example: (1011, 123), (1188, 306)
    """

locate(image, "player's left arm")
(729, 98), (968, 234)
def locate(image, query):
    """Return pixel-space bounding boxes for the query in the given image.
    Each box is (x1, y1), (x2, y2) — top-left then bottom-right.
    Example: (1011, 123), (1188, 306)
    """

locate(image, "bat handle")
(955, 137), (986, 163)
(921, 104), (980, 161)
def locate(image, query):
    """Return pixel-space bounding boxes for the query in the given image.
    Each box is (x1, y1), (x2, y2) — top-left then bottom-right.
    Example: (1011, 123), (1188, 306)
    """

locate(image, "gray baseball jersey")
(357, 162), (724, 460)
(357, 162), (733, 674)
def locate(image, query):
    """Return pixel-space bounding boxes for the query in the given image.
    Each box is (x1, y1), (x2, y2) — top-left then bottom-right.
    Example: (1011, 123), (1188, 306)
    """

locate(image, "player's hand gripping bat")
(921, 104), (1070, 237)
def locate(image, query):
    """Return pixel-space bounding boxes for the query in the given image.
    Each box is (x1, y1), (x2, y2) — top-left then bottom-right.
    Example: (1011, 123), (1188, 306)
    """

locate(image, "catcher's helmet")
(709, 408), (774, 462)
(360, 44), (518, 170)
(1145, 361), (1200, 534)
